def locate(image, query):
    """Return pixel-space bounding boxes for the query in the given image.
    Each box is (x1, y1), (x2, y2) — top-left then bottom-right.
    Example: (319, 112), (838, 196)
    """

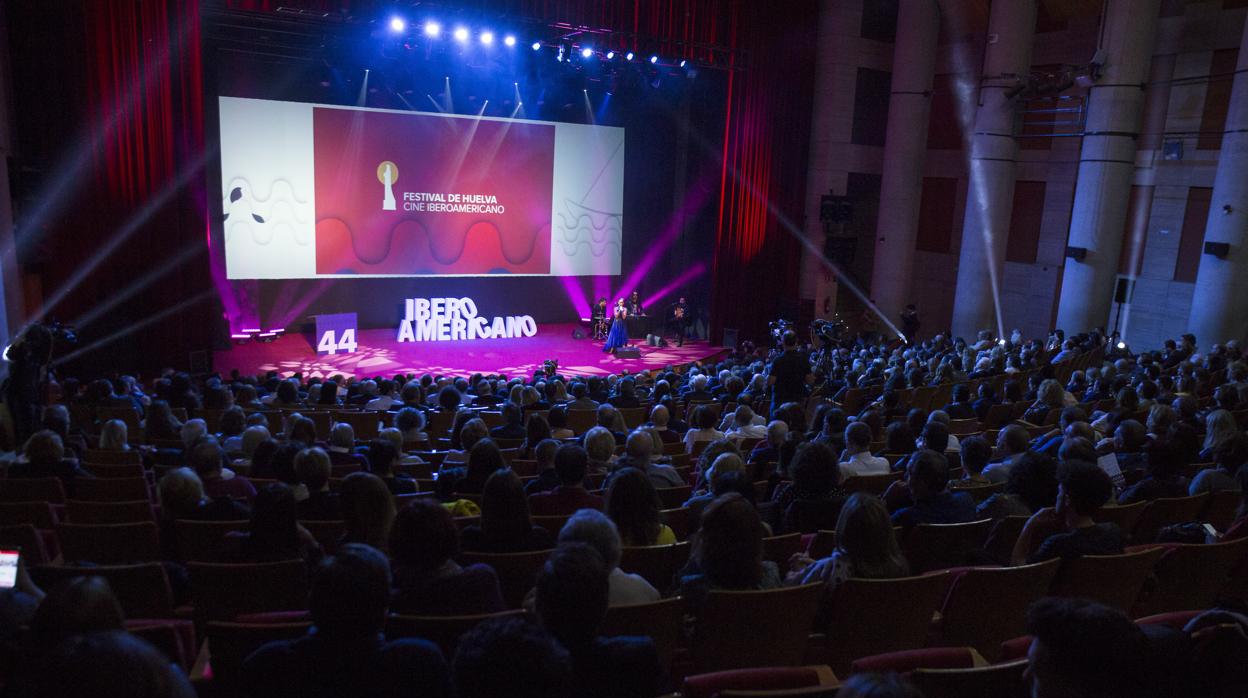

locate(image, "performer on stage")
(628, 290), (645, 317)
(671, 297), (690, 347)
(591, 297), (609, 340)
(603, 298), (629, 354)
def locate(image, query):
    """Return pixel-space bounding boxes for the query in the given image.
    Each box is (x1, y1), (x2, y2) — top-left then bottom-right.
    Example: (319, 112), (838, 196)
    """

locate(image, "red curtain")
(708, 1), (818, 343)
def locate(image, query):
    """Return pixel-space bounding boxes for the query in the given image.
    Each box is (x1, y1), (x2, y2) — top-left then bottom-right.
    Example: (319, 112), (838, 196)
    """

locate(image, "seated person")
(748, 420), (788, 466)
(645, 405), (681, 444)
(325, 423), (368, 471)
(489, 403), (527, 441)
(975, 451), (1059, 520)
(724, 405), (767, 442)
(983, 424), (1030, 484)
(191, 437), (257, 501)
(295, 447), (342, 521)
(9, 429), (93, 497)
(244, 543), (453, 697)
(461, 470), (554, 553)
(889, 449), (977, 527)
(523, 439), (563, 496)
(956, 435), (992, 485)
(529, 444), (605, 515)
(1190, 434), (1248, 495)
(941, 383), (976, 420)
(605, 468), (677, 546)
(777, 443), (846, 535)
(452, 616), (573, 698)
(533, 543), (663, 698)
(556, 509), (659, 606)
(390, 499), (505, 616)
(1012, 460), (1122, 564)
(675, 493), (782, 612)
(1103, 419), (1149, 477)
(1023, 598), (1164, 698)
(222, 483), (322, 566)
(838, 421), (890, 480)
(1118, 435), (1192, 505)
(365, 440), (416, 495)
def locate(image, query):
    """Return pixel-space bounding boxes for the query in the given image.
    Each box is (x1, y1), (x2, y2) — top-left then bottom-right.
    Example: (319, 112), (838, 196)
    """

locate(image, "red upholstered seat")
(849, 646), (984, 675)
(682, 665), (838, 698)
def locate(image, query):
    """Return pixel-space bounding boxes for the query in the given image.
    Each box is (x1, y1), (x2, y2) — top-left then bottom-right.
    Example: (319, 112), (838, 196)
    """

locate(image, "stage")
(213, 324), (725, 378)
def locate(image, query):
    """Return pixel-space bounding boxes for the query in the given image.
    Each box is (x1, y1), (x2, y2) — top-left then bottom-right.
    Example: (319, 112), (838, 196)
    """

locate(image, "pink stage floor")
(214, 324), (726, 378)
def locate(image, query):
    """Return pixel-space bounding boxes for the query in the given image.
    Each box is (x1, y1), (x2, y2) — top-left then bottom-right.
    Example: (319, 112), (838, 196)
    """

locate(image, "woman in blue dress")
(603, 298), (629, 354)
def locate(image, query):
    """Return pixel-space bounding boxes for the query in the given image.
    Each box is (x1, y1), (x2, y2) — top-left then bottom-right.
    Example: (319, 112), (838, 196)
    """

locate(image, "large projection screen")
(218, 96), (624, 279)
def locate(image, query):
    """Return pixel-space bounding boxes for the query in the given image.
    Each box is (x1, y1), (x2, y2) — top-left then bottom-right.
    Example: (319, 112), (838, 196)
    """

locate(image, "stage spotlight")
(557, 46), (564, 62)
(389, 16), (406, 33)
(1117, 341), (1127, 350)
(581, 46), (593, 59)
(423, 21), (440, 37)
(453, 26), (469, 42)
(680, 59), (687, 67)
(998, 338), (1006, 346)
(649, 55), (659, 64)
(606, 50), (615, 60)
(504, 34), (516, 47)
(531, 41), (541, 51)
(625, 52), (634, 61)
(480, 31), (494, 45)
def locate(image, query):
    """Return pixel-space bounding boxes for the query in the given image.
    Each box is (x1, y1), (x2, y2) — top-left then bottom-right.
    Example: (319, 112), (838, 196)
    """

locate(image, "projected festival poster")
(217, 96), (624, 279)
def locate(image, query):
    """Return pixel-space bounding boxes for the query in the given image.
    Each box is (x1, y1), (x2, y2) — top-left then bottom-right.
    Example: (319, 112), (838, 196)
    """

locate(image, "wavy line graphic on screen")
(315, 217), (550, 275)
(553, 199), (622, 256)
(221, 178), (313, 247)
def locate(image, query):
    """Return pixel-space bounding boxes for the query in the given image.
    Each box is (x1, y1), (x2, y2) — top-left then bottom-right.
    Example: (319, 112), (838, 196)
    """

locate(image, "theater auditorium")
(3, 1), (1248, 696)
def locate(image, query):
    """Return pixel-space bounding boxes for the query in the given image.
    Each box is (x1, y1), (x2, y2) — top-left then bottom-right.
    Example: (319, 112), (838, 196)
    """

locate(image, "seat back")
(83, 448), (142, 465)
(1091, 500), (1147, 534)
(73, 476), (150, 503)
(618, 542), (691, 594)
(1049, 547), (1166, 613)
(909, 658), (1029, 698)
(948, 482), (1006, 502)
(849, 646), (983, 675)
(566, 410), (598, 435)
(1133, 537), (1248, 617)
(188, 559), (309, 624)
(385, 609), (528, 658)
(1204, 489), (1243, 531)
(0, 501), (58, 528)
(805, 530), (836, 560)
(690, 583), (825, 673)
(938, 560), (1061, 660)
(661, 507), (691, 541)
(31, 562), (175, 618)
(458, 549), (554, 608)
(1130, 493), (1211, 544)
(175, 519), (250, 562)
(821, 572), (950, 675)
(65, 499), (155, 524)
(656, 485), (693, 509)
(902, 519), (994, 573)
(0, 523), (50, 563)
(205, 621), (312, 687)
(762, 533), (805, 567)
(841, 472), (903, 496)
(0, 477), (66, 504)
(56, 521), (161, 564)
(599, 597), (686, 674)
(531, 514), (574, 537)
(298, 519), (346, 554)
(947, 419), (981, 436)
(82, 463), (147, 479)
(982, 516), (1028, 565)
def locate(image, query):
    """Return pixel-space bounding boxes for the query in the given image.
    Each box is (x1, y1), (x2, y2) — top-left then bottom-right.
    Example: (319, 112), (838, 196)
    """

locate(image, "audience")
(461, 470), (555, 553)
(339, 472), (396, 552)
(676, 493), (782, 610)
(389, 499), (506, 615)
(453, 616), (573, 698)
(222, 482), (322, 566)
(605, 467), (677, 546)
(243, 543), (453, 697)
(556, 509), (660, 605)
(889, 449), (976, 527)
(1013, 460), (1122, 564)
(529, 443), (605, 515)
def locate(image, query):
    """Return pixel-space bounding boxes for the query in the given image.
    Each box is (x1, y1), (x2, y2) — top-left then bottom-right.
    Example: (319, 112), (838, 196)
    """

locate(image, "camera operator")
(766, 330), (812, 415)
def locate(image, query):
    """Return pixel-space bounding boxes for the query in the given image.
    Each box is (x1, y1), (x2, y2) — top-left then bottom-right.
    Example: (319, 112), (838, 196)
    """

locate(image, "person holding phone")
(0, 548), (46, 651)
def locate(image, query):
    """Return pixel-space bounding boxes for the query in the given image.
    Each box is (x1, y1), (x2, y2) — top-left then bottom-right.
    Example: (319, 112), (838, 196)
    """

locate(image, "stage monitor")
(218, 96), (624, 279)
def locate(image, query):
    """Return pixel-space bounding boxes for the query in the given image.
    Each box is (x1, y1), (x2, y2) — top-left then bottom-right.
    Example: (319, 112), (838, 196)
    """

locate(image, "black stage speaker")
(615, 346), (641, 359)
(1114, 277), (1136, 304)
(1204, 241), (1231, 259)
(1065, 246), (1087, 261)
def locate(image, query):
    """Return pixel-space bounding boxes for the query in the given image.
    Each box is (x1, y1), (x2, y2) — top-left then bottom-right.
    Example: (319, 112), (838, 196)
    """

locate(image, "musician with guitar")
(670, 297), (690, 347)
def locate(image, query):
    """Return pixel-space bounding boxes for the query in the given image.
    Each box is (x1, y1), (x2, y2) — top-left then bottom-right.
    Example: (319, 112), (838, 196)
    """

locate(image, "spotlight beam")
(52, 288), (218, 366)
(356, 69), (370, 107)
(32, 150), (213, 324)
(71, 241), (204, 330)
(643, 262), (707, 309)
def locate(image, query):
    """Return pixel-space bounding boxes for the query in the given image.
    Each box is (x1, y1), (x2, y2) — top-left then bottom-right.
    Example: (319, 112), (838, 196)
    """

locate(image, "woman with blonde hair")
(1023, 379), (1066, 424)
(1202, 409), (1240, 462)
(97, 419), (129, 451)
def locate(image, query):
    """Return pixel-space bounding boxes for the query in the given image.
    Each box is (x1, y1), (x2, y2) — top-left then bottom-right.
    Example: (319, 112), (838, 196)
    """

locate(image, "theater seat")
(385, 609), (527, 659)
(689, 583), (825, 673)
(682, 665), (838, 698)
(933, 559), (1060, 661)
(819, 571), (950, 676)
(849, 646), (985, 675)
(909, 658), (1029, 698)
